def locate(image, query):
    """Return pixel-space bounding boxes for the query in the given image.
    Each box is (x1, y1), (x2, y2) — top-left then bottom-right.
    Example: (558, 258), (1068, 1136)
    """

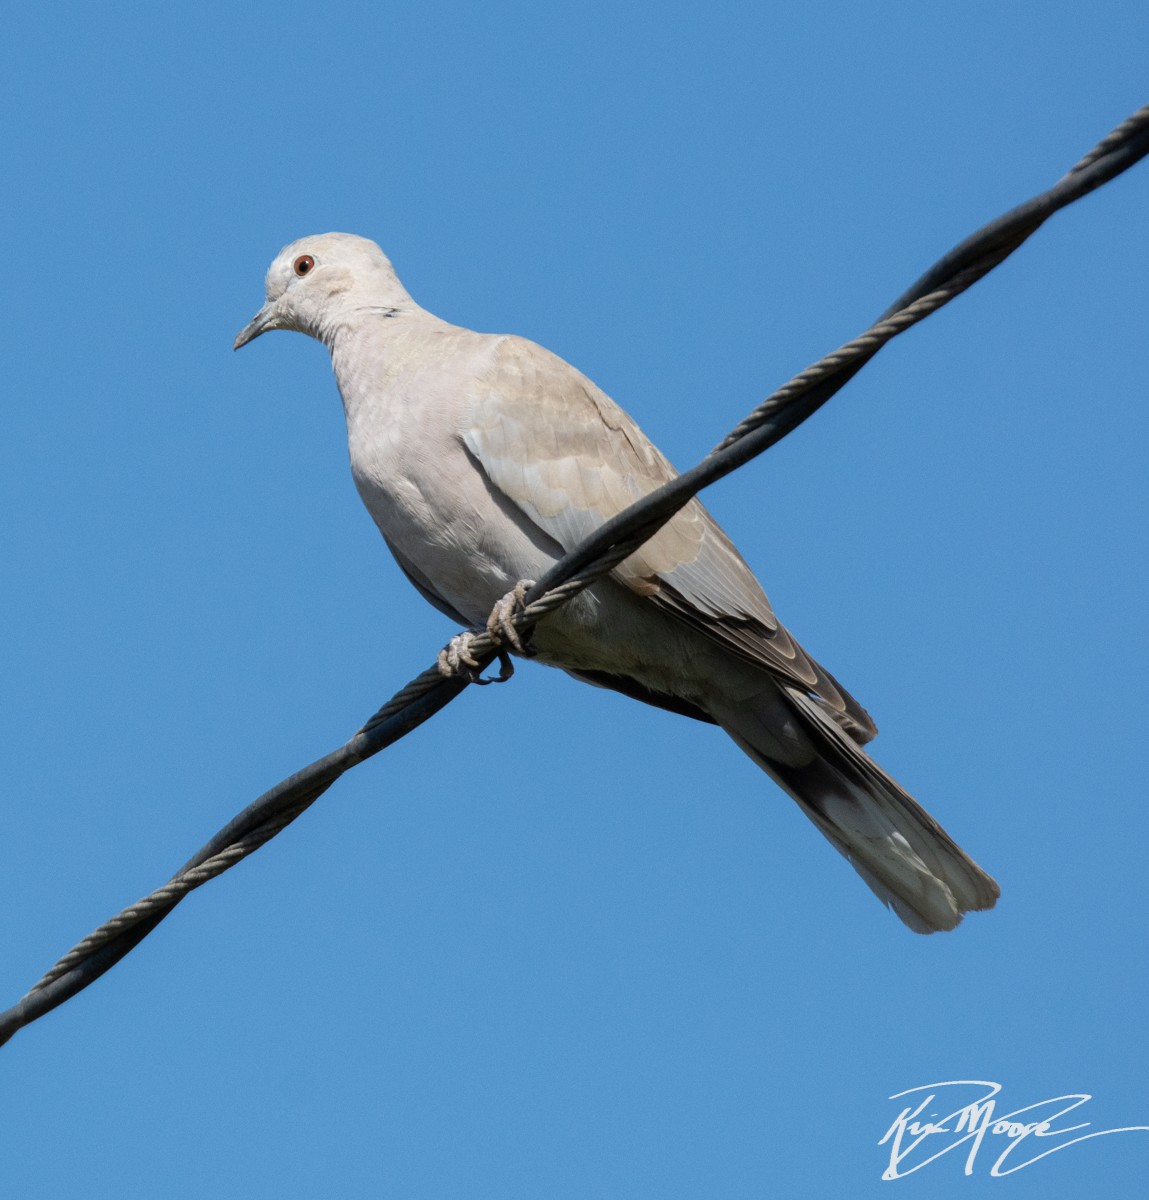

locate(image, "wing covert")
(461, 335), (876, 738)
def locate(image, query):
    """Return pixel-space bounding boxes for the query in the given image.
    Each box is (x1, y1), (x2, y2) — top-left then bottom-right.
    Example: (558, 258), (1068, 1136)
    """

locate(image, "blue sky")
(2, 3), (1148, 1196)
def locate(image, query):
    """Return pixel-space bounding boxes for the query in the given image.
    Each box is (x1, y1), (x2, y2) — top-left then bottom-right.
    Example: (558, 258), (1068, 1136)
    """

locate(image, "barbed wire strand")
(3, 103), (1147, 1049)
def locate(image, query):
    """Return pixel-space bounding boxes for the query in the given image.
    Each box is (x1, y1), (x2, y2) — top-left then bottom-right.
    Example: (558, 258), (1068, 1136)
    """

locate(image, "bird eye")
(293, 255), (315, 277)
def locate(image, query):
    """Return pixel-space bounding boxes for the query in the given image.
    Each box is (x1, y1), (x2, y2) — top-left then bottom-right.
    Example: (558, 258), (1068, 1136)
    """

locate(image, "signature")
(878, 1080), (1148, 1178)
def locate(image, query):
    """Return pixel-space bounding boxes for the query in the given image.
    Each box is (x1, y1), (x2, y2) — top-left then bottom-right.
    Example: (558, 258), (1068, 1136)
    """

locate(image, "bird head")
(234, 232), (411, 349)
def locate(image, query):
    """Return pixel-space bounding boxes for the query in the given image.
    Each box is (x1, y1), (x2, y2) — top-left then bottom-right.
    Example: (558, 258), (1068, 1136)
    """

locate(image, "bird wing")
(461, 334), (876, 738)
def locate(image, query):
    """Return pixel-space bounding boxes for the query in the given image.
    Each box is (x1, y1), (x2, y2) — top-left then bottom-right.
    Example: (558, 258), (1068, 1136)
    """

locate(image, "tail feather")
(720, 687), (999, 933)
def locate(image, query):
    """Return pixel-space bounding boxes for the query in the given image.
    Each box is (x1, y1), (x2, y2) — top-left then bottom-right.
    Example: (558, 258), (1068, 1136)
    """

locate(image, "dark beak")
(233, 302), (278, 351)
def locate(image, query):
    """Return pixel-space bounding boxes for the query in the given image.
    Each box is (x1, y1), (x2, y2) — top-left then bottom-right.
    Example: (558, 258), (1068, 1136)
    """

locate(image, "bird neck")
(326, 306), (458, 419)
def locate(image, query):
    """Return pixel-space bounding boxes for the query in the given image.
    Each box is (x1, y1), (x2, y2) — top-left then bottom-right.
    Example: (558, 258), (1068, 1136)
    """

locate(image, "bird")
(234, 232), (999, 933)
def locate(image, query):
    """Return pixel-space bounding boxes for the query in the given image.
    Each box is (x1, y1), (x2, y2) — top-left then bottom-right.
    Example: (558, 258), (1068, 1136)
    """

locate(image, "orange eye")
(293, 254), (315, 277)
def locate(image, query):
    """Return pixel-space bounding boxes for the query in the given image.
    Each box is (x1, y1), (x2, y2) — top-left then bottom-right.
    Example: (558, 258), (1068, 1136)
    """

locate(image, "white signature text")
(879, 1079), (1148, 1178)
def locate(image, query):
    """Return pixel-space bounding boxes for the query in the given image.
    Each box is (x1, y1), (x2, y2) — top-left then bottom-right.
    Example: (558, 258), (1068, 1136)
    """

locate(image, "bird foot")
(485, 579), (537, 658)
(437, 633), (516, 685)
(436, 580), (536, 685)
(437, 631), (483, 677)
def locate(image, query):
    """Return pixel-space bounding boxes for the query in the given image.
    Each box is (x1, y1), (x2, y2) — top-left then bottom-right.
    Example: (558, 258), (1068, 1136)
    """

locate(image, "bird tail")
(718, 687), (999, 933)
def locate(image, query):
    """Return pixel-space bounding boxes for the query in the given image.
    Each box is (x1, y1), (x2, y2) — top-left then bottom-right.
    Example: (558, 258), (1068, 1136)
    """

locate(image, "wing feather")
(461, 335), (876, 739)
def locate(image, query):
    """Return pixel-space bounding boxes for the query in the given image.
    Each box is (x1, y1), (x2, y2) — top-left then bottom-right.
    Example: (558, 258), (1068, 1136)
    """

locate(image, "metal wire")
(2, 103), (1147, 1049)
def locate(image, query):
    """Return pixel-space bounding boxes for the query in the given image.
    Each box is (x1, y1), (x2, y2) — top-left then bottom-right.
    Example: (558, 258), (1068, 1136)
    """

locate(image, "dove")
(235, 232), (999, 933)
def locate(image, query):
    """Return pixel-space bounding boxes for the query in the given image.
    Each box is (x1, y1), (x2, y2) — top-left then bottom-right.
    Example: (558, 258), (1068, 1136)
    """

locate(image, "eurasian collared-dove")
(235, 232), (999, 933)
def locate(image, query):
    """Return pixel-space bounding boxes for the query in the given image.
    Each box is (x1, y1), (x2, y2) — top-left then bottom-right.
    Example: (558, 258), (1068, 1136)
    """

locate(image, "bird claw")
(437, 631), (483, 680)
(473, 648), (516, 686)
(436, 635), (517, 685)
(436, 580), (537, 684)
(486, 579), (537, 658)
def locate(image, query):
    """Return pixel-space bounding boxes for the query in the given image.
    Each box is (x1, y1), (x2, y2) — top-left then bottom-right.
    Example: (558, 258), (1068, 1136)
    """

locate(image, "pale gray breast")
(335, 319), (570, 623)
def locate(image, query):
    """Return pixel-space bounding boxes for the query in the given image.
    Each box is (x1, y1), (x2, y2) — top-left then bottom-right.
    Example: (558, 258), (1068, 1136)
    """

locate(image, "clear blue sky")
(3, 3), (1147, 1196)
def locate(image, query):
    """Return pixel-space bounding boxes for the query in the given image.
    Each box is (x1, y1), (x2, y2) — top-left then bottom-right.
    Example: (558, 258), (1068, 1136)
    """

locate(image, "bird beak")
(233, 302), (279, 351)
